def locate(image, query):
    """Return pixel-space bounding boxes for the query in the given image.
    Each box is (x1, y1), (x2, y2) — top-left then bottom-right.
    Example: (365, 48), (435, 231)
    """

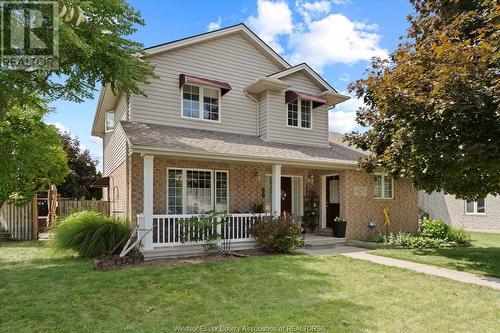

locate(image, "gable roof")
(121, 121), (365, 168)
(144, 23), (290, 69)
(267, 63), (337, 92)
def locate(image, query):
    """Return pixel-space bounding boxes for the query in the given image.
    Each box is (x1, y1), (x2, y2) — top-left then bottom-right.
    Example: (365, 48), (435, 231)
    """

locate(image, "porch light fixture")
(255, 171), (262, 182)
(308, 173), (315, 185)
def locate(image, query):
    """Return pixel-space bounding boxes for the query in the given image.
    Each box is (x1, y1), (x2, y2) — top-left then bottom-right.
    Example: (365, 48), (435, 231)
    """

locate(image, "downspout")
(125, 93), (131, 222)
(245, 91), (259, 137)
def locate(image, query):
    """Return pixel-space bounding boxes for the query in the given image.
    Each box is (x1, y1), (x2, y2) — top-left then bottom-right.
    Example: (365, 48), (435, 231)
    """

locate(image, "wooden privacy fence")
(0, 199), (110, 240)
(0, 202), (35, 240)
(57, 199), (110, 219)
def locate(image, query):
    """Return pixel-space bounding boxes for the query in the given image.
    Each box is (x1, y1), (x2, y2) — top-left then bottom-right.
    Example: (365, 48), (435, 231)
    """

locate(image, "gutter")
(130, 145), (359, 170)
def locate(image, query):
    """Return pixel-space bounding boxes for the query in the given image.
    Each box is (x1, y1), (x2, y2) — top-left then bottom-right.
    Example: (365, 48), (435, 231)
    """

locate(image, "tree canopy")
(0, 0), (155, 115)
(57, 131), (101, 200)
(346, 0), (500, 200)
(0, 0), (154, 205)
(0, 107), (68, 206)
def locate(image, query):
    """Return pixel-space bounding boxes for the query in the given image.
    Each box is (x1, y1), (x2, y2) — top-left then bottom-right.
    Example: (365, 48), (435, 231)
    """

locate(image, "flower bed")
(357, 219), (471, 249)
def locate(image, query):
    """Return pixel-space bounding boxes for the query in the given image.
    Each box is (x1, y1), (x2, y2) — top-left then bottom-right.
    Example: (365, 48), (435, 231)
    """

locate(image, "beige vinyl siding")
(266, 72), (329, 147)
(103, 96), (128, 175)
(258, 91), (268, 141)
(131, 33), (282, 135)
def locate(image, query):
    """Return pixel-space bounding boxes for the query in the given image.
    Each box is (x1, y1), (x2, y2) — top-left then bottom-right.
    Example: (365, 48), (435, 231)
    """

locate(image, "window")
(182, 84), (200, 118)
(105, 110), (115, 131)
(374, 174), (393, 199)
(167, 169), (228, 214)
(287, 99), (312, 129)
(300, 100), (311, 128)
(465, 198), (486, 215)
(287, 100), (298, 127)
(182, 84), (220, 121)
(215, 171), (228, 211)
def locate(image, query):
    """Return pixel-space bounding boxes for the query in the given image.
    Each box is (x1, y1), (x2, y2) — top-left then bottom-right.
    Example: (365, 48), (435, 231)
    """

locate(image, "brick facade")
(126, 153), (418, 240)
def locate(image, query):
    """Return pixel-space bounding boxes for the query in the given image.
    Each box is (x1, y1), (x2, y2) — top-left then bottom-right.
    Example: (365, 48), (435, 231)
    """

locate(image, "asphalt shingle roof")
(121, 121), (366, 166)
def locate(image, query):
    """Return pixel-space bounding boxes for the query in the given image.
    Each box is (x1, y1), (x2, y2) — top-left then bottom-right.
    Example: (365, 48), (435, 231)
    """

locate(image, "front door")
(326, 176), (340, 228)
(281, 177), (292, 215)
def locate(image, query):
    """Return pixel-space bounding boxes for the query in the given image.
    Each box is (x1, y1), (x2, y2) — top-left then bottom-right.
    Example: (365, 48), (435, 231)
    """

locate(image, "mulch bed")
(94, 249), (270, 271)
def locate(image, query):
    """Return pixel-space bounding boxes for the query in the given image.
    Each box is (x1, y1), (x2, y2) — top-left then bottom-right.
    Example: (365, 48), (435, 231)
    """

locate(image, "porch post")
(143, 155), (154, 251)
(271, 164), (281, 215)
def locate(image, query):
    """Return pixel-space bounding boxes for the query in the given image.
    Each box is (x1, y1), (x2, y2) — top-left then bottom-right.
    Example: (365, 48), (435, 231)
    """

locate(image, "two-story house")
(91, 24), (418, 258)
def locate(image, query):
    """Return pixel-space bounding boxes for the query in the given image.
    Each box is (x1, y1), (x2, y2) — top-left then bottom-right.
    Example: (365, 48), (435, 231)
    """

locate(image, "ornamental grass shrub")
(49, 211), (130, 258)
(249, 214), (304, 253)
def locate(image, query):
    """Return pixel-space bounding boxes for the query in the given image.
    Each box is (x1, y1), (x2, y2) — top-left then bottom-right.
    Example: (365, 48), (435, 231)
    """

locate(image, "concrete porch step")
(303, 235), (346, 249)
(315, 228), (333, 237)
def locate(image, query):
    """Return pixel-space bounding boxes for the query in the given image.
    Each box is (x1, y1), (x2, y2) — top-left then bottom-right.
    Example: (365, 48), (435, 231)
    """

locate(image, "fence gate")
(0, 198), (36, 240)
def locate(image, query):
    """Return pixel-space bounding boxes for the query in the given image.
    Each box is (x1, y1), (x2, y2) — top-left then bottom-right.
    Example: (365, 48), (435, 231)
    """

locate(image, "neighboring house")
(419, 192), (500, 231)
(91, 24), (418, 257)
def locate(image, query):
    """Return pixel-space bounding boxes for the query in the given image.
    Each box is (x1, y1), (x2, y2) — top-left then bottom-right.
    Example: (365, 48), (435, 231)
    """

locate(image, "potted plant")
(333, 217), (347, 238)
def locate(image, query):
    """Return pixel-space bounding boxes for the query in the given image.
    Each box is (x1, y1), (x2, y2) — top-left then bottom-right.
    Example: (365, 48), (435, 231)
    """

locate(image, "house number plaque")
(354, 186), (367, 197)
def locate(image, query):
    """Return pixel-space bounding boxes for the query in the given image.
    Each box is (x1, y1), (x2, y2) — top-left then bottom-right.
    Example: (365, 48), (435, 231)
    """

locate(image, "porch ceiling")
(121, 121), (366, 168)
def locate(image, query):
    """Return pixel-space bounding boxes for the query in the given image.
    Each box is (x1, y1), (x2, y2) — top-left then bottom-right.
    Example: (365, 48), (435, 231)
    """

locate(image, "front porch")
(130, 152), (418, 257)
(133, 153), (351, 256)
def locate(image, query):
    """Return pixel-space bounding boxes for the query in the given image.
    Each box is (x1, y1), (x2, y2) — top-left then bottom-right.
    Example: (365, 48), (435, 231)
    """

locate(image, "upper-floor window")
(374, 174), (393, 199)
(182, 84), (220, 122)
(105, 110), (115, 132)
(465, 198), (485, 215)
(287, 98), (312, 129)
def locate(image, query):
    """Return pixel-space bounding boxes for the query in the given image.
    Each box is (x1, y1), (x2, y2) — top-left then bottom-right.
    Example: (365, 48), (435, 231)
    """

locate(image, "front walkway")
(297, 246), (500, 290)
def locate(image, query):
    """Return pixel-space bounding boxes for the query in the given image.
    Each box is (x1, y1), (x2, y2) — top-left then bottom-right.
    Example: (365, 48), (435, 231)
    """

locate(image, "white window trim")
(166, 168), (229, 214)
(285, 98), (313, 130)
(264, 174), (303, 215)
(180, 84), (222, 123)
(373, 173), (394, 200)
(105, 110), (115, 132)
(464, 199), (486, 216)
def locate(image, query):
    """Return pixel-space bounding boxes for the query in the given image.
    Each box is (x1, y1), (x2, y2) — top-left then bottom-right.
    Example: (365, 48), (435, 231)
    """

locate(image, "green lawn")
(372, 232), (500, 278)
(0, 241), (499, 333)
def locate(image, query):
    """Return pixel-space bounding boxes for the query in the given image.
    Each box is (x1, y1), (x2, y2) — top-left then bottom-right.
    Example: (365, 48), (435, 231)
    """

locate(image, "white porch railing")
(139, 213), (271, 247)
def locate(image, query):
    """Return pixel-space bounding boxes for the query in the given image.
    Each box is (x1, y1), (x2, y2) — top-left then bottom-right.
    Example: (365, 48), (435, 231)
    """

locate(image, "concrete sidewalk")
(297, 246), (500, 290)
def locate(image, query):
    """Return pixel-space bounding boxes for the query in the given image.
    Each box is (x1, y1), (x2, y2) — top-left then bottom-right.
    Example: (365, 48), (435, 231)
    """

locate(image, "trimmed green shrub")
(448, 228), (472, 247)
(419, 219), (451, 240)
(49, 211), (130, 258)
(249, 215), (304, 253)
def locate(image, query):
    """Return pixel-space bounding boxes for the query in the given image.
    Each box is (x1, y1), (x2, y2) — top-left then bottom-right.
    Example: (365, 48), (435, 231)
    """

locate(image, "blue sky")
(45, 0), (413, 170)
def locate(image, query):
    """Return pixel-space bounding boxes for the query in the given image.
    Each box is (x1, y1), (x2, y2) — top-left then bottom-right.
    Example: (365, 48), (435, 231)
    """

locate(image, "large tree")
(57, 131), (101, 200)
(0, 0), (154, 204)
(0, 0), (155, 115)
(0, 107), (68, 206)
(347, 0), (499, 200)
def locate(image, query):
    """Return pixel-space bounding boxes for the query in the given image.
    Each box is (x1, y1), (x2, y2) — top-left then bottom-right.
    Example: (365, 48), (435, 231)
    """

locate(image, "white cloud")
(329, 92), (364, 133)
(289, 13), (388, 69)
(246, 0), (387, 70)
(296, 0), (331, 24)
(207, 17), (222, 31)
(49, 122), (69, 133)
(247, 0), (293, 54)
